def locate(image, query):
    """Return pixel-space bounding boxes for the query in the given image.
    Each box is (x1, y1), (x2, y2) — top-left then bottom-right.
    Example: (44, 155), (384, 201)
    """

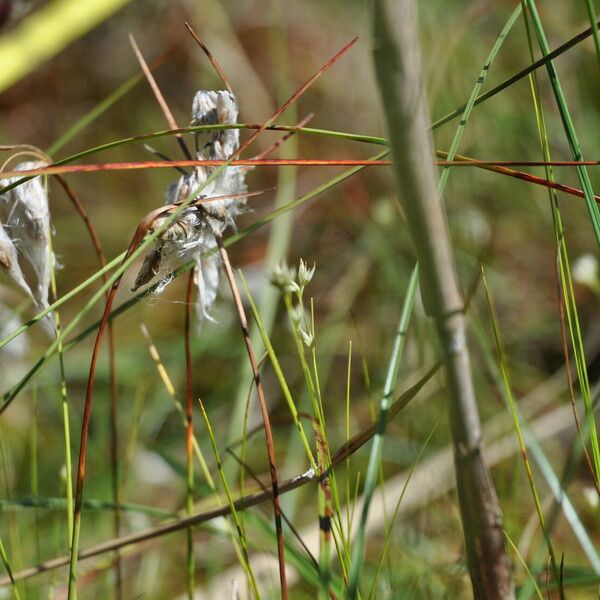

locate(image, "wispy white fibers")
(0, 161), (52, 312)
(134, 90), (247, 325)
(0, 221), (34, 299)
(195, 252), (219, 324)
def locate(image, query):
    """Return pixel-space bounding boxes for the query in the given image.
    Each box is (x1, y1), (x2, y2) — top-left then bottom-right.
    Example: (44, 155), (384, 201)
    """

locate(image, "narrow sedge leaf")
(347, 265), (418, 596)
(524, 0), (600, 247)
(481, 266), (563, 592)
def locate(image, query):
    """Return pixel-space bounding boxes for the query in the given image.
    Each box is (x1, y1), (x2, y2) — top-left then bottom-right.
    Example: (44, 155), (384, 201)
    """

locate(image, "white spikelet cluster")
(0, 162), (53, 317)
(133, 90), (247, 325)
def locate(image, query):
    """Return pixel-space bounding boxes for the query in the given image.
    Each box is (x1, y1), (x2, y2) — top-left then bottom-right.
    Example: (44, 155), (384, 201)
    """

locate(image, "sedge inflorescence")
(0, 162), (53, 319)
(132, 90), (247, 324)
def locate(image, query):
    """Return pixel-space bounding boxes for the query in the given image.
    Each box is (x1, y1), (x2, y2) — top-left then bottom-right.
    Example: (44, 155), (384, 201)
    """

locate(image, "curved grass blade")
(432, 16), (600, 129)
(347, 265), (418, 597)
(367, 426), (436, 600)
(1, 152), (382, 413)
(0, 362), (440, 588)
(481, 267), (563, 597)
(524, 0), (600, 247)
(0, 0), (136, 93)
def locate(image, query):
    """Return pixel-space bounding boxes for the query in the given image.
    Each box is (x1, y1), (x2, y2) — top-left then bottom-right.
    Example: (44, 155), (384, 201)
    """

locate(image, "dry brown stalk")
(372, 0), (514, 597)
(215, 233), (288, 598)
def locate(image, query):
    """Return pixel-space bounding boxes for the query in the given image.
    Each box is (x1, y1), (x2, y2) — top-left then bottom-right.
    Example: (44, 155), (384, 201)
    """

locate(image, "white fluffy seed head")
(134, 90), (247, 328)
(192, 90), (240, 161)
(0, 162), (52, 313)
(192, 90), (246, 222)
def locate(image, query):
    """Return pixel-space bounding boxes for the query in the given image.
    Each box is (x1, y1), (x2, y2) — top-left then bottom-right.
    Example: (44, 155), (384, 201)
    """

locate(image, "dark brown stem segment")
(372, 1), (514, 598)
(215, 234), (288, 599)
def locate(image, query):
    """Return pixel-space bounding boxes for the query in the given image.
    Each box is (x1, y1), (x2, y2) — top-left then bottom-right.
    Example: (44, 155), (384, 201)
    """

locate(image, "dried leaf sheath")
(133, 90), (247, 325)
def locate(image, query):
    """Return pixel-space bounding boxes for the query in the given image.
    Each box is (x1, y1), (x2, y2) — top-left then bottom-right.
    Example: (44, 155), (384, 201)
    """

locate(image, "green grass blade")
(583, 0), (600, 70)
(197, 399), (260, 598)
(0, 0), (136, 93)
(481, 267), (563, 596)
(367, 426), (436, 600)
(520, 1), (600, 489)
(431, 16), (600, 129)
(47, 72), (146, 156)
(504, 531), (544, 600)
(524, 0), (600, 247)
(438, 4), (522, 192)
(239, 271), (317, 470)
(347, 264), (418, 598)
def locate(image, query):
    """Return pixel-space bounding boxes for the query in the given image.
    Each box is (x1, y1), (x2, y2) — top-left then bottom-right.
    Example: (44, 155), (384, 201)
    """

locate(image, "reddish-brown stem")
(54, 175), (123, 599)
(251, 114), (314, 162)
(69, 277), (119, 596)
(215, 234), (288, 599)
(129, 35), (193, 161)
(68, 215), (151, 595)
(435, 150), (600, 203)
(184, 23), (233, 93)
(9, 156), (600, 208)
(234, 36), (359, 160)
(185, 270), (194, 476)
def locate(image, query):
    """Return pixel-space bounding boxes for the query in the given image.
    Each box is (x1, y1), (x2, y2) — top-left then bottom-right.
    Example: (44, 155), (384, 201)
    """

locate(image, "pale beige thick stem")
(372, 0), (514, 597)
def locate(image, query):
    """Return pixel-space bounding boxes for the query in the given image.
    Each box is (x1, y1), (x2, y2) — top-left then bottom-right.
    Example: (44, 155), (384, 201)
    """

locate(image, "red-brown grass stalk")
(129, 34), (193, 161)
(216, 233), (287, 598)
(6, 156), (600, 207)
(67, 35), (360, 599)
(53, 175), (123, 599)
(184, 23), (233, 94)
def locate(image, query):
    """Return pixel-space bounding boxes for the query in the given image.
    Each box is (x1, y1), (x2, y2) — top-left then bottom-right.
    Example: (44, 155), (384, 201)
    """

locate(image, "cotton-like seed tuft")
(134, 90), (247, 326)
(0, 162), (52, 312)
(195, 250), (219, 324)
(0, 222), (34, 299)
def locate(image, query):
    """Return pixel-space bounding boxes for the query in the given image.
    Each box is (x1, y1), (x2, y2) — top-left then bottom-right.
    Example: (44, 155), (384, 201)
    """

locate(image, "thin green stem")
(239, 271), (317, 471)
(524, 0), (600, 246)
(481, 267), (562, 595)
(347, 264), (418, 597)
